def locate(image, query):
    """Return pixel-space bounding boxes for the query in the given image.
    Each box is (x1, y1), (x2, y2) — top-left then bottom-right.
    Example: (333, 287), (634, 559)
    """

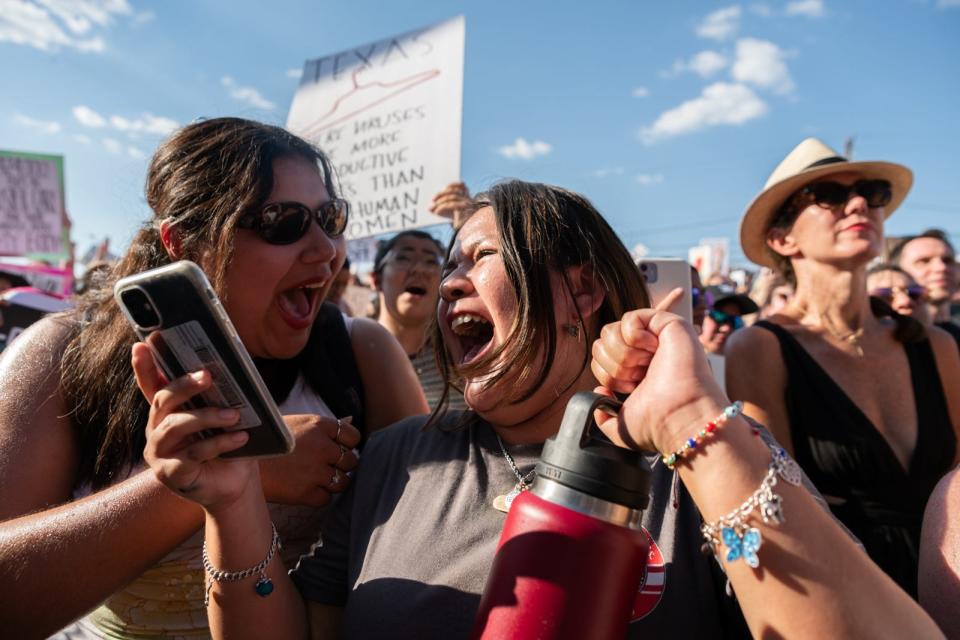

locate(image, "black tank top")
(754, 320), (956, 597)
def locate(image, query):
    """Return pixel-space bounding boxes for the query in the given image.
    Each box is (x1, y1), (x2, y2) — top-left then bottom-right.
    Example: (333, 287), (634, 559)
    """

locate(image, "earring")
(563, 320), (582, 341)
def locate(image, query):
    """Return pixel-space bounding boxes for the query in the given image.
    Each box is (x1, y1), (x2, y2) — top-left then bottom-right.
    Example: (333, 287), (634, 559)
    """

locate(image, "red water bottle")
(472, 392), (652, 640)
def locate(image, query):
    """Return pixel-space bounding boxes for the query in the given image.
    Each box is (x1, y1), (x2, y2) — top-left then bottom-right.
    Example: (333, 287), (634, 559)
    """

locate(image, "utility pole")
(843, 136), (855, 160)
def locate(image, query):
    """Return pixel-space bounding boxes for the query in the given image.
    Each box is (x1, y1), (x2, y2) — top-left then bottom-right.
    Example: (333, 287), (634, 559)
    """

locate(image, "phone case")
(637, 258), (694, 325)
(114, 261), (294, 458)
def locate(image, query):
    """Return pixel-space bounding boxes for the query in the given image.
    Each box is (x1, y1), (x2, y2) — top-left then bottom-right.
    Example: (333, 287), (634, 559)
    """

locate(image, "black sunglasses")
(237, 199), (350, 244)
(800, 179), (893, 210)
(870, 285), (925, 303)
(707, 308), (744, 329)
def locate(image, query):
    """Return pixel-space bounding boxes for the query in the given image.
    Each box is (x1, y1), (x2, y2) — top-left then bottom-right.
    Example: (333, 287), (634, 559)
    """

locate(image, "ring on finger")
(336, 443), (348, 467)
(329, 469), (342, 488)
(334, 418), (343, 444)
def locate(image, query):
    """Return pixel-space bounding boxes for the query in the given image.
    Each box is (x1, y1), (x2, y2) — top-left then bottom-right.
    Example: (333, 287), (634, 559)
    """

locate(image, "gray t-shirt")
(292, 412), (825, 638)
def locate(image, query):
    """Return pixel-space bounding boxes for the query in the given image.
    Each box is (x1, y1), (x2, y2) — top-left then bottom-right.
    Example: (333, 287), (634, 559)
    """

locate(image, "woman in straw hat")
(726, 137), (960, 598)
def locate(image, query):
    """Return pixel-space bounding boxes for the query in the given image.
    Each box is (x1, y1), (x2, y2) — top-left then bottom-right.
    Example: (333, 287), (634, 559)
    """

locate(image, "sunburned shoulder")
(724, 322), (782, 363)
(927, 323), (958, 354)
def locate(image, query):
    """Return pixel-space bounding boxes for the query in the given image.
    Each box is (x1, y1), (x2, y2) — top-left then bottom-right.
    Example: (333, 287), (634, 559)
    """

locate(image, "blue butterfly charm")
(722, 526), (763, 568)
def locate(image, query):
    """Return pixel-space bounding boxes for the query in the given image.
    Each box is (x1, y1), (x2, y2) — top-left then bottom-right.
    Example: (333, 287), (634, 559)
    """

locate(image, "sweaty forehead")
(393, 236), (441, 256)
(451, 207), (496, 256)
(903, 237), (954, 260)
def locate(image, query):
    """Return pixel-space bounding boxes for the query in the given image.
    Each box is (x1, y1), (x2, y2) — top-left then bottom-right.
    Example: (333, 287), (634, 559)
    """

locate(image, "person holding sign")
(139, 180), (938, 638)
(0, 117), (427, 638)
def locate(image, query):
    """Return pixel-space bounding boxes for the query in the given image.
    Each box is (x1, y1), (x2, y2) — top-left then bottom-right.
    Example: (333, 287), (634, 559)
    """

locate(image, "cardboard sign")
(0, 261), (73, 297)
(0, 151), (66, 258)
(0, 289), (72, 352)
(287, 16), (465, 240)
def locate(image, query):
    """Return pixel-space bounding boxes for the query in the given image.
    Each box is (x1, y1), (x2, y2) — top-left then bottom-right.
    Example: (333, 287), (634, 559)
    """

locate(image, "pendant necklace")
(820, 312), (865, 357)
(492, 433), (537, 513)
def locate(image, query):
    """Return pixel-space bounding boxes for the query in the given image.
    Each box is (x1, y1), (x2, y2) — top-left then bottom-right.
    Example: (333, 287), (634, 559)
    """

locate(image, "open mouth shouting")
(277, 278), (326, 329)
(449, 311), (495, 366)
(404, 285), (428, 298)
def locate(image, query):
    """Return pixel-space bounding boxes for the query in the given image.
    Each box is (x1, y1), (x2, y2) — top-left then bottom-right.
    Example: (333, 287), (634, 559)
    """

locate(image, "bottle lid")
(537, 392), (651, 510)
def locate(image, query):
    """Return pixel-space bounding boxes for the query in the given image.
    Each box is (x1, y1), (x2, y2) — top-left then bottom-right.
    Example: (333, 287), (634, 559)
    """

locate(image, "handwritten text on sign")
(287, 16), (464, 240)
(0, 154), (63, 256)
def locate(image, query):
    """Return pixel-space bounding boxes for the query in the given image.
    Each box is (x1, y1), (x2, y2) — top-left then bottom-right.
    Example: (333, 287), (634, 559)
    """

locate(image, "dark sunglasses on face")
(799, 179), (893, 210)
(870, 285), (925, 303)
(237, 199), (350, 244)
(708, 308), (744, 329)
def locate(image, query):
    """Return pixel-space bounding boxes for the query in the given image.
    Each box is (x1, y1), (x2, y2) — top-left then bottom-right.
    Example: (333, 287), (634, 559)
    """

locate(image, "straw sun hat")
(739, 137), (913, 268)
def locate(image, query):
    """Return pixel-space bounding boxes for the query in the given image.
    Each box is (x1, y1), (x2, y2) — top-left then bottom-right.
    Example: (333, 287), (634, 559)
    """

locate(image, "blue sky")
(2, 0), (959, 268)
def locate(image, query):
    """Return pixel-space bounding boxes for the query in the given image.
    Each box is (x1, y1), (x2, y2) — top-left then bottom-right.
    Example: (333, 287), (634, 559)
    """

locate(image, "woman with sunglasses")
(726, 137), (960, 598)
(136, 180), (941, 638)
(867, 264), (931, 325)
(0, 117), (428, 638)
(371, 227), (467, 410)
(698, 286), (758, 354)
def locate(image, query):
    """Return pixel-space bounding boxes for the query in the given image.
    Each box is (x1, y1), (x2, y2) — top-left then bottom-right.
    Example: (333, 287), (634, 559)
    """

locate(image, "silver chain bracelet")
(700, 445), (803, 569)
(202, 522), (281, 606)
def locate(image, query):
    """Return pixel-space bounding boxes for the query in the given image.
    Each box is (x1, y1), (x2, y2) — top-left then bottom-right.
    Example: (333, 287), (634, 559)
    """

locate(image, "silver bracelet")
(202, 522), (281, 606)
(700, 445), (802, 569)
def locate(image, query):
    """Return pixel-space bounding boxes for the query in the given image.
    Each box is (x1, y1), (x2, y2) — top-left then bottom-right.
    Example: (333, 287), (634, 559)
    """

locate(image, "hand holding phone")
(115, 261), (294, 458)
(637, 258), (693, 325)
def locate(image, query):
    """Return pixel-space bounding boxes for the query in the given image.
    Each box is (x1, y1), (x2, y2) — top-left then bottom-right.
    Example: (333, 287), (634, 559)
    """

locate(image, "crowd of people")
(0, 119), (957, 639)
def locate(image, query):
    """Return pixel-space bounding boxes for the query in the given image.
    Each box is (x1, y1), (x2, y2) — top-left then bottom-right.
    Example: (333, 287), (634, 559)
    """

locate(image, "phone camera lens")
(120, 288), (161, 329)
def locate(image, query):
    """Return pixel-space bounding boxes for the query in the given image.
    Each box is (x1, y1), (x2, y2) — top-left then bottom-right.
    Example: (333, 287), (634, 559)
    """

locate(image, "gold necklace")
(820, 313), (865, 357)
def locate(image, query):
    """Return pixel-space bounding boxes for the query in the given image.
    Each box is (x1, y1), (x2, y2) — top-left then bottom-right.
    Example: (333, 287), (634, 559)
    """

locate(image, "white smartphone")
(114, 261), (294, 458)
(637, 258), (694, 325)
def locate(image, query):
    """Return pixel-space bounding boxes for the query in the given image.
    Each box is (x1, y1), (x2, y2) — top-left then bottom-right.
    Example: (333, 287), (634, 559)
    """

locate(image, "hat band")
(804, 156), (846, 170)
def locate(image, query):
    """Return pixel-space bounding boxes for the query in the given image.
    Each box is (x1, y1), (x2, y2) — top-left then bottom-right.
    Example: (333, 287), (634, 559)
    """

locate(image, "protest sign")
(287, 16), (465, 240)
(0, 151), (66, 259)
(0, 261), (73, 297)
(0, 288), (72, 352)
(688, 237), (729, 282)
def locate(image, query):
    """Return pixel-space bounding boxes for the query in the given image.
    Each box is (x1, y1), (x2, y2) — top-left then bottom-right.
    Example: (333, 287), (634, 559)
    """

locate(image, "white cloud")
(785, 0), (825, 17)
(937, 0), (960, 6)
(109, 113), (178, 136)
(73, 133), (91, 144)
(127, 145), (146, 159)
(73, 104), (107, 127)
(286, 68), (302, 79)
(636, 173), (665, 186)
(731, 38), (795, 94)
(0, 0), (131, 52)
(689, 50), (729, 77)
(73, 105), (177, 136)
(750, 3), (773, 16)
(639, 82), (768, 144)
(498, 138), (552, 160)
(594, 167), (625, 178)
(632, 86), (650, 98)
(221, 76), (275, 110)
(13, 112), (61, 134)
(696, 5), (741, 41)
(131, 10), (154, 26)
(663, 50), (729, 78)
(102, 137), (122, 154)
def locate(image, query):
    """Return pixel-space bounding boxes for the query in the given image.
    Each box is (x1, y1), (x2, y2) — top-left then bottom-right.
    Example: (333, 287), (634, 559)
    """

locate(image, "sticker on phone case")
(158, 320), (262, 429)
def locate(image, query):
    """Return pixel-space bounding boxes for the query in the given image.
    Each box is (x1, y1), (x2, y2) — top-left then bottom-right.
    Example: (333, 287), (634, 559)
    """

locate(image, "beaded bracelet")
(661, 401), (743, 469)
(202, 522), (281, 606)
(699, 445), (803, 569)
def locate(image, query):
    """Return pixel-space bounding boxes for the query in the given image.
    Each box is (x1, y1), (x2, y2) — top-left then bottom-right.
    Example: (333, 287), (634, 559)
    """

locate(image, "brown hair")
(61, 117), (338, 489)
(429, 180), (650, 422)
